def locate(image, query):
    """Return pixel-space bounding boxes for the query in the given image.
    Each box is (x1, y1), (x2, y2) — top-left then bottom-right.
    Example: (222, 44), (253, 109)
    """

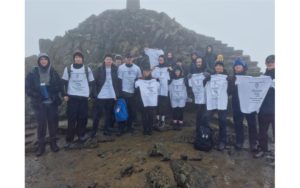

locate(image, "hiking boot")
(36, 143), (45, 157)
(254, 151), (265, 158)
(159, 121), (165, 128)
(89, 130), (97, 138)
(235, 143), (243, 151)
(154, 119), (160, 128)
(50, 141), (60, 152)
(218, 143), (226, 151)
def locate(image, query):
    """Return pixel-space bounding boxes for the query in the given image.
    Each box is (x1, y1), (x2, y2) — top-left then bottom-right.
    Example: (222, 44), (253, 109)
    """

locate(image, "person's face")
(167, 53), (172, 59)
(143, 70), (151, 77)
(159, 57), (164, 64)
(266, 62), (275, 70)
(215, 65), (224, 74)
(234, 65), (244, 73)
(39, 57), (49, 67)
(115, 59), (122, 65)
(207, 47), (212, 53)
(196, 59), (203, 67)
(192, 54), (197, 60)
(176, 61), (182, 66)
(104, 57), (113, 66)
(74, 56), (83, 64)
(126, 57), (133, 64)
(175, 70), (181, 77)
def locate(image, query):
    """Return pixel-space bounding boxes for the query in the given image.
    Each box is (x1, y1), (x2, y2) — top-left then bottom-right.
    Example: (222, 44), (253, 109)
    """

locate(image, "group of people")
(25, 45), (275, 159)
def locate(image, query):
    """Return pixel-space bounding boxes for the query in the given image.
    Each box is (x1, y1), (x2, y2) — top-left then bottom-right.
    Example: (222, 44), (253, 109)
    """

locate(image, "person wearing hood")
(91, 54), (121, 137)
(203, 60), (229, 151)
(117, 53), (142, 133)
(189, 51), (199, 74)
(25, 53), (62, 156)
(62, 50), (95, 149)
(203, 45), (217, 73)
(166, 52), (175, 67)
(228, 58), (258, 152)
(151, 55), (172, 129)
(135, 63), (160, 135)
(254, 55), (275, 158)
(168, 66), (188, 130)
(187, 57), (210, 132)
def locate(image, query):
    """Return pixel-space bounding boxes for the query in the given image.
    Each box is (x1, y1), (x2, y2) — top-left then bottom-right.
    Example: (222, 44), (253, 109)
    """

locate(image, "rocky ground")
(25, 113), (274, 188)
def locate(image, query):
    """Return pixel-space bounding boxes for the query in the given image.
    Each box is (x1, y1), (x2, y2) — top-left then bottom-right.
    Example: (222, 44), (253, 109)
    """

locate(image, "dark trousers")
(33, 103), (58, 144)
(233, 111), (258, 149)
(92, 98), (115, 134)
(204, 110), (227, 144)
(124, 96), (136, 128)
(157, 96), (169, 117)
(141, 107), (155, 133)
(195, 104), (206, 132)
(258, 113), (275, 152)
(172, 107), (184, 121)
(66, 97), (88, 142)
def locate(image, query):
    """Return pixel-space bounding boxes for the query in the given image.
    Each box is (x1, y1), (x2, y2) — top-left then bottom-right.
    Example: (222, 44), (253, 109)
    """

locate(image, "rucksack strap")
(67, 64), (89, 81)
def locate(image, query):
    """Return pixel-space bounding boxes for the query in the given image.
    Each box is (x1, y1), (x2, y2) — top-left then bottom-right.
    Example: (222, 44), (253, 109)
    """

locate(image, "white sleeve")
(117, 65), (123, 79)
(88, 67), (94, 82)
(62, 67), (69, 81)
(135, 80), (139, 88)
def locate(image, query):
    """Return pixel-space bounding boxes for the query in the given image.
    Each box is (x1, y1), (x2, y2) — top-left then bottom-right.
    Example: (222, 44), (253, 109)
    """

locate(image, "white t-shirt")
(205, 74), (228, 110)
(151, 67), (170, 96)
(118, 63), (142, 93)
(144, 48), (164, 68)
(135, 79), (160, 107)
(97, 68), (116, 99)
(235, 75), (273, 114)
(169, 78), (187, 108)
(188, 73), (206, 104)
(62, 65), (94, 97)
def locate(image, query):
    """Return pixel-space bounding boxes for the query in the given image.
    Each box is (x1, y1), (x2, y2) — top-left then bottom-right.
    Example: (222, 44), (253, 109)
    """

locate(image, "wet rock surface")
(25, 113), (274, 188)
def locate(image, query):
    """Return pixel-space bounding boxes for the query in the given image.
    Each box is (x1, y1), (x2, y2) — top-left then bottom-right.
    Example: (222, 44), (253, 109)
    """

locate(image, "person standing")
(25, 53), (62, 156)
(203, 45), (217, 73)
(118, 53), (142, 132)
(91, 54), (121, 137)
(228, 58), (258, 152)
(255, 55), (275, 158)
(62, 50), (95, 149)
(152, 55), (172, 128)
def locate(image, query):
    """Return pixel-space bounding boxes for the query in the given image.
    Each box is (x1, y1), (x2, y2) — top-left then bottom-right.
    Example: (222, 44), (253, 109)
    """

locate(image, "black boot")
(36, 143), (45, 157)
(50, 141), (60, 152)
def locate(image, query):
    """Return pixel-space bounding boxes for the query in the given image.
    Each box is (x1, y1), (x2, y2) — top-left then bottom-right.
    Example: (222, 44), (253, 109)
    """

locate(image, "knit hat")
(233, 58), (248, 70)
(216, 54), (224, 62)
(215, 61), (224, 67)
(73, 50), (84, 60)
(115, 55), (122, 60)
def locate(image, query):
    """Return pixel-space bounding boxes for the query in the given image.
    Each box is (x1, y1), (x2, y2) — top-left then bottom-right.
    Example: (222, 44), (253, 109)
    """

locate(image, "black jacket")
(259, 69), (275, 115)
(227, 72), (246, 114)
(93, 64), (121, 98)
(25, 67), (63, 108)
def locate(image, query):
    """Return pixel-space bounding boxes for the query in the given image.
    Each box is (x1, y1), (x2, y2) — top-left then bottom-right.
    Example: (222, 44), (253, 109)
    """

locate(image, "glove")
(187, 73), (192, 79)
(203, 72), (210, 78)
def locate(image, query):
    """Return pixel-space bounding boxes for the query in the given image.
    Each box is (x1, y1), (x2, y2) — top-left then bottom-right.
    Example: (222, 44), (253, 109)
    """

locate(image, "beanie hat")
(115, 55), (122, 60)
(73, 50), (84, 60)
(233, 58), (248, 70)
(216, 54), (224, 62)
(215, 61), (224, 67)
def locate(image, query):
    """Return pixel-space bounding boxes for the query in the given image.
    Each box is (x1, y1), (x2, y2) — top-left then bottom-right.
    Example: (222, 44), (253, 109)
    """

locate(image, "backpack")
(194, 126), (213, 152)
(67, 64), (89, 81)
(114, 98), (128, 122)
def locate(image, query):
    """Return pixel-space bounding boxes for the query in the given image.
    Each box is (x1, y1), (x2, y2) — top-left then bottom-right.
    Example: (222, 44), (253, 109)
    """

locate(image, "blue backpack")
(114, 98), (128, 122)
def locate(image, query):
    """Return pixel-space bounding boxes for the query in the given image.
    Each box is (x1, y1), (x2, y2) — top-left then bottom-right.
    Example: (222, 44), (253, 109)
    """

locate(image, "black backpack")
(194, 126), (213, 152)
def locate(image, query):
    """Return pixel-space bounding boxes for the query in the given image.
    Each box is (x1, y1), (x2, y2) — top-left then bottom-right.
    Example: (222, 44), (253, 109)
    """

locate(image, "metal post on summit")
(126, 0), (140, 10)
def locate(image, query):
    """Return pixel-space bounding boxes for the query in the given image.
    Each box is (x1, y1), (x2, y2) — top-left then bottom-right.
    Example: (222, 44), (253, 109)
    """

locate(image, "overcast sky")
(25, 0), (274, 69)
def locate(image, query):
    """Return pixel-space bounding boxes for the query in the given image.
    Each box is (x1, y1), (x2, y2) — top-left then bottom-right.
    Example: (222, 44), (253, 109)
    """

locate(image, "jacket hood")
(37, 53), (51, 71)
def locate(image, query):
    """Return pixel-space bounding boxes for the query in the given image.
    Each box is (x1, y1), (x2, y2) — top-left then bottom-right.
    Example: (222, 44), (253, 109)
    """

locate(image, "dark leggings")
(258, 113), (275, 152)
